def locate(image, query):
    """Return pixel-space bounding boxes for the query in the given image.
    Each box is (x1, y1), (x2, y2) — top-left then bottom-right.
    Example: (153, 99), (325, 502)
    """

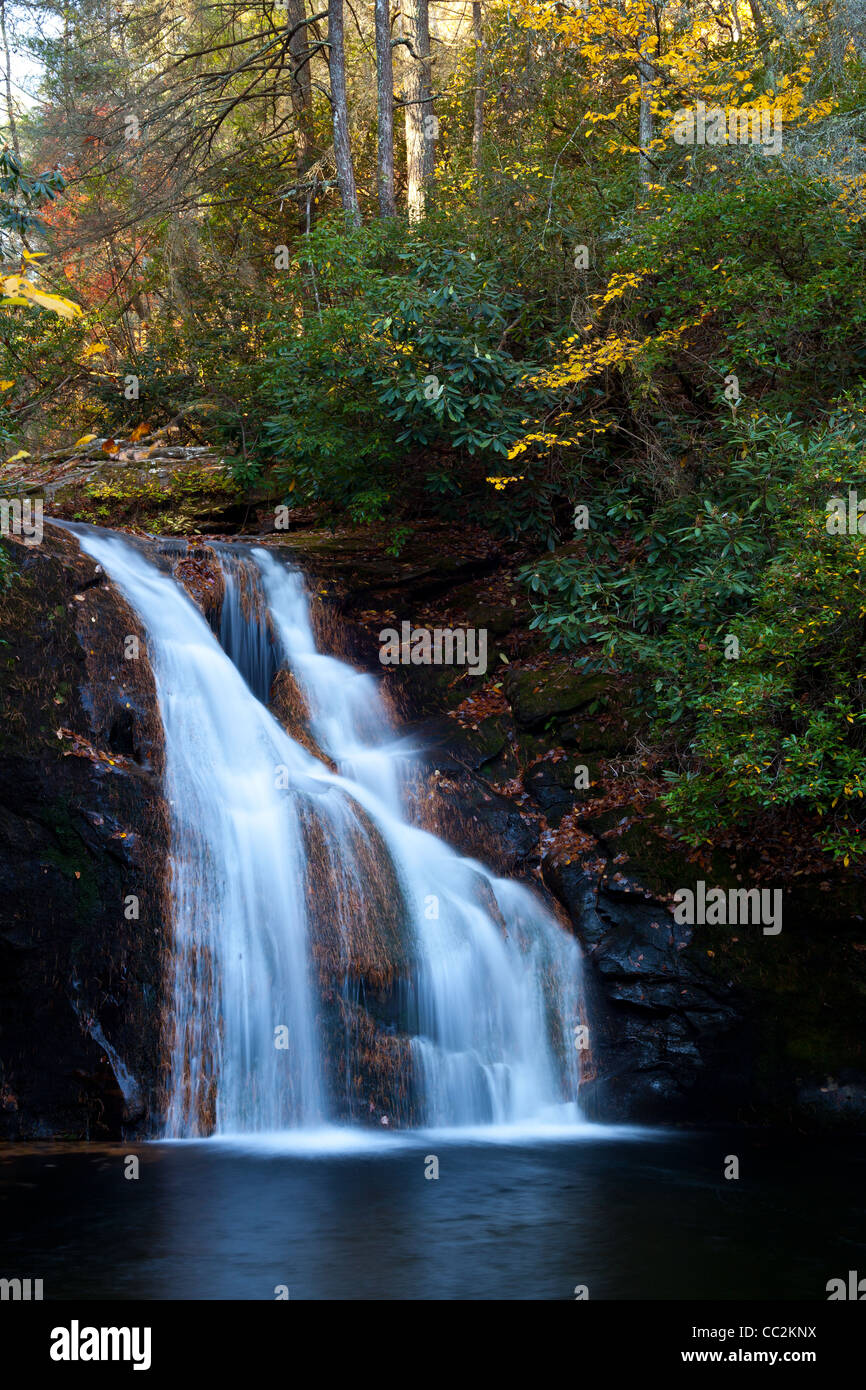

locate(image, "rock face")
(0, 524), (169, 1139)
(300, 803), (418, 1126)
(543, 863), (744, 1122)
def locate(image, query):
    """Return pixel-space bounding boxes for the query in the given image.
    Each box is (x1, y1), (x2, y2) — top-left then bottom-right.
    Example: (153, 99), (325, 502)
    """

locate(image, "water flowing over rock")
(71, 531), (585, 1136)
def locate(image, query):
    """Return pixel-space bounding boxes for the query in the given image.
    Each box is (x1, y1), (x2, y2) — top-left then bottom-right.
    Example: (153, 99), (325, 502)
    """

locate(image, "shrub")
(522, 409), (866, 860)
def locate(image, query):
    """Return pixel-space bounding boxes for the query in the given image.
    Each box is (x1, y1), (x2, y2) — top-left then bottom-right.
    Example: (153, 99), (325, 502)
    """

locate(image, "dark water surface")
(1, 1126), (864, 1300)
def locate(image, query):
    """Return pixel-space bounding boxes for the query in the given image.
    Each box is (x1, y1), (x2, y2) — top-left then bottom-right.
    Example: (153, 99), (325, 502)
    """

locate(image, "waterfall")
(73, 529), (585, 1137)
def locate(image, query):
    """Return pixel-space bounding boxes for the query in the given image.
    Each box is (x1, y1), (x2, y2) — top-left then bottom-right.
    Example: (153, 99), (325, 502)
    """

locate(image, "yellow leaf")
(5, 450), (31, 461)
(21, 250), (47, 261)
(82, 342), (109, 358)
(17, 279), (82, 319)
(73, 434), (98, 448)
(0, 380), (14, 390)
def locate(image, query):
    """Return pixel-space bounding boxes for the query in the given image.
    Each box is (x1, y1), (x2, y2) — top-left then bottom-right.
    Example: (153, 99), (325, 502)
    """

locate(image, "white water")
(74, 530), (585, 1137)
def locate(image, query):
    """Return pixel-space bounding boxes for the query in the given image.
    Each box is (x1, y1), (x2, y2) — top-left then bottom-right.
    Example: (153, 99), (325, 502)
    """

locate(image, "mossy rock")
(462, 601), (517, 638)
(395, 655), (491, 717)
(459, 714), (510, 768)
(513, 730), (552, 763)
(560, 715), (629, 757)
(481, 742), (521, 784)
(587, 806), (734, 900)
(505, 661), (612, 729)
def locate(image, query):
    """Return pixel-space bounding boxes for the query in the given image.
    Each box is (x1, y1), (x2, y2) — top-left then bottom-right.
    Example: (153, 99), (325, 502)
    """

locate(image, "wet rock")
(302, 801), (408, 989)
(321, 997), (418, 1127)
(795, 1073), (866, 1123)
(269, 668), (337, 771)
(538, 843), (745, 1122)
(416, 774), (537, 874)
(172, 545), (225, 622)
(541, 858), (609, 945)
(301, 798), (419, 1124)
(524, 757), (603, 825)
(467, 790), (538, 867)
(410, 714), (509, 775)
(0, 525), (169, 1140)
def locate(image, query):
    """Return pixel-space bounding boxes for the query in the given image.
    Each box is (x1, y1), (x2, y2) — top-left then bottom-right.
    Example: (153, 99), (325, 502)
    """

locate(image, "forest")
(2, 0), (864, 871)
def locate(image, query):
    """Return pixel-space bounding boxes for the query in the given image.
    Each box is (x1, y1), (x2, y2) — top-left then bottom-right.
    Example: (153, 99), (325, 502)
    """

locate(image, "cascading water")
(73, 529), (585, 1137)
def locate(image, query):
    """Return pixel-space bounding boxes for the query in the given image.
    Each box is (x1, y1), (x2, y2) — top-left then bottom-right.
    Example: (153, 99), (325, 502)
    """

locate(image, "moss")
(461, 714), (509, 766)
(42, 799), (102, 924)
(52, 465), (241, 532)
(560, 715), (629, 756)
(505, 662), (612, 729)
(598, 811), (734, 899)
(462, 600), (516, 637)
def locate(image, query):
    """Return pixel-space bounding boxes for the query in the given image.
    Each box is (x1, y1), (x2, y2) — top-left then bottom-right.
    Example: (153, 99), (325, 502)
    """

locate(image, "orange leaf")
(129, 422), (151, 442)
(102, 438), (119, 454)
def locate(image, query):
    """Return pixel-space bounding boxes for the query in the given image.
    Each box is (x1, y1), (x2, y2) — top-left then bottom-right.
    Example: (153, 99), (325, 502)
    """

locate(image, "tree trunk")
(0, 0), (19, 156)
(402, 0), (434, 220)
(637, 9), (654, 188)
(285, 0), (314, 176)
(826, 0), (857, 72)
(375, 0), (396, 216)
(747, 0), (769, 49)
(420, 2), (435, 183)
(471, 1), (484, 169)
(327, 0), (360, 224)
